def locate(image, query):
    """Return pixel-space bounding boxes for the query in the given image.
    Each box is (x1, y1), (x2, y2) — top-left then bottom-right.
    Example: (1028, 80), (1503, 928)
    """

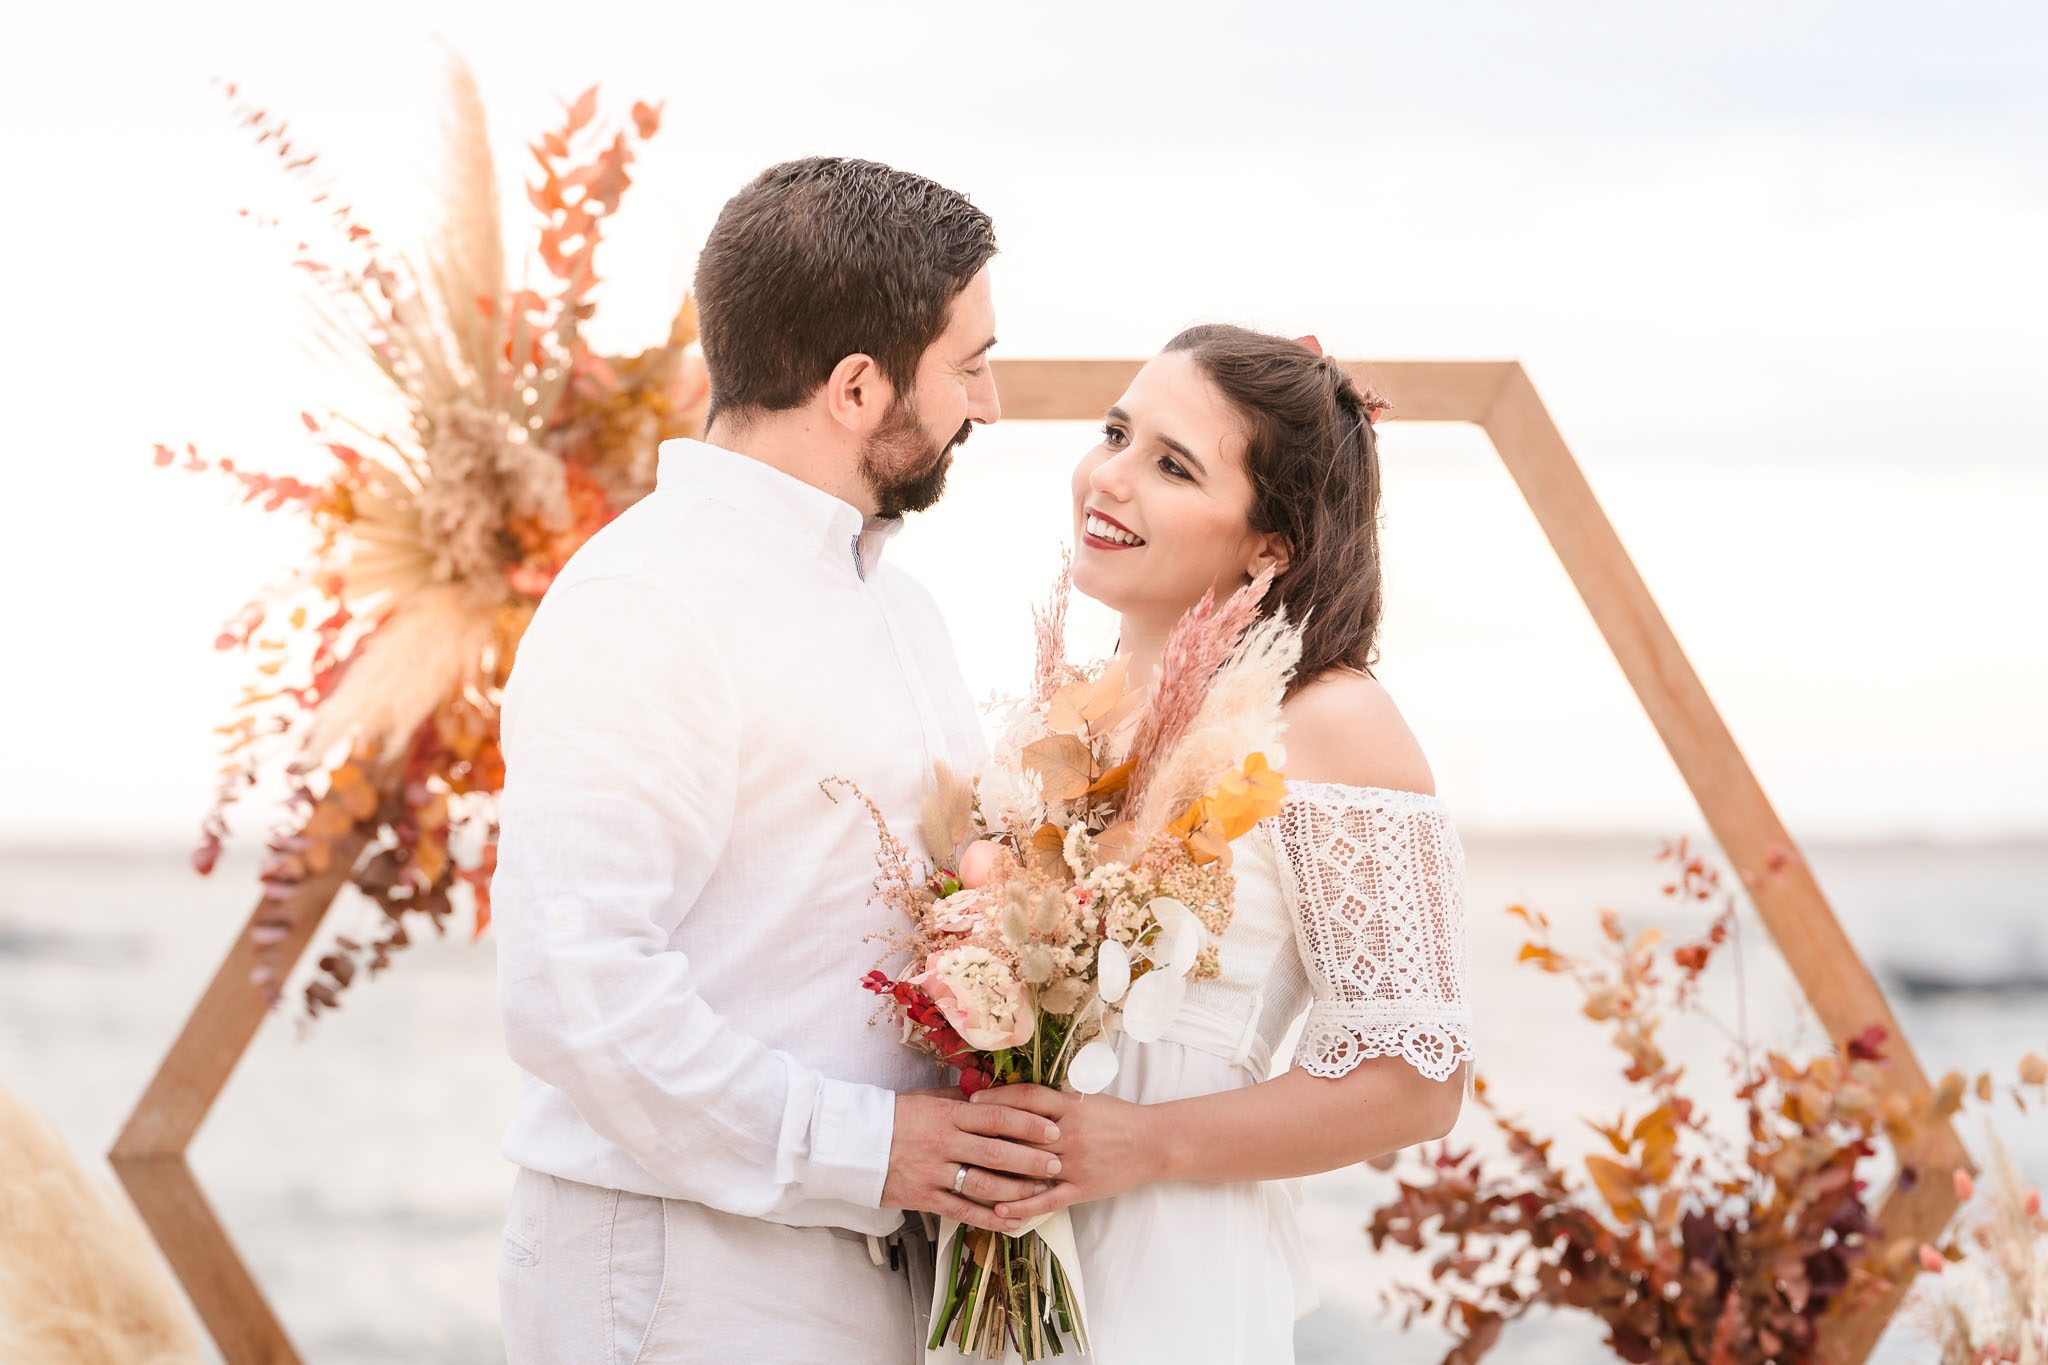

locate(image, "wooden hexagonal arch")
(114, 358), (1965, 1364)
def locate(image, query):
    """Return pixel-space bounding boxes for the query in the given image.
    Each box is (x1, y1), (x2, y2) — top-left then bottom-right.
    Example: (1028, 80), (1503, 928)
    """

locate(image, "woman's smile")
(1082, 508), (1147, 551)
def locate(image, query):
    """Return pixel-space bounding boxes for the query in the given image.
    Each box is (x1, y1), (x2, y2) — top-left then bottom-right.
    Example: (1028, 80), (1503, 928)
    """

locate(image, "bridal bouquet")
(836, 563), (1300, 1359)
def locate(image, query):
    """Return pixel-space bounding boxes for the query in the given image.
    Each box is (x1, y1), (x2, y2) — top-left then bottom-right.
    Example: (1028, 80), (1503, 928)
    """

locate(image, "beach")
(5, 833), (2041, 1363)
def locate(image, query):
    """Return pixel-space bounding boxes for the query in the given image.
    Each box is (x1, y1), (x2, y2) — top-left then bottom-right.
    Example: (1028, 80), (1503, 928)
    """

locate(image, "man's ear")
(1249, 533), (1292, 580)
(823, 353), (893, 435)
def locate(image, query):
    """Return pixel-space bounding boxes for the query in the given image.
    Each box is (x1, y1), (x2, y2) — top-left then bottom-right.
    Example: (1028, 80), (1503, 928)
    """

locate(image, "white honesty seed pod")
(1067, 1039), (1119, 1094)
(1096, 939), (1131, 1004)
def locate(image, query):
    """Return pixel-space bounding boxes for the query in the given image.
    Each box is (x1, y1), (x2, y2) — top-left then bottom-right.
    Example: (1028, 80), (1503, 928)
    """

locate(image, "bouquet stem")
(928, 1224), (1087, 1360)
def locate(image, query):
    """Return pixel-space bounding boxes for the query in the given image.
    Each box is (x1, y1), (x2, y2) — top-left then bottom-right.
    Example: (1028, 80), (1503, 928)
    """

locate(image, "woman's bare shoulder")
(1279, 670), (1435, 795)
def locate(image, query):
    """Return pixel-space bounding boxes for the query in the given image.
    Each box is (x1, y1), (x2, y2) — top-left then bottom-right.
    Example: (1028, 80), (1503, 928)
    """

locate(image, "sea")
(2, 834), (2044, 1364)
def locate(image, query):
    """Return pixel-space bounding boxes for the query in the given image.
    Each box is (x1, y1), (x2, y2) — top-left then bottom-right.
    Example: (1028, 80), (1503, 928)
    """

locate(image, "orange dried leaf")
(1047, 658), (1128, 733)
(1636, 1105), (1679, 1182)
(1025, 822), (1067, 877)
(563, 85), (598, 135)
(1586, 1114), (1631, 1156)
(1585, 1155), (1645, 1223)
(1184, 819), (1230, 868)
(1082, 758), (1136, 799)
(1022, 734), (1094, 803)
(414, 837), (449, 887)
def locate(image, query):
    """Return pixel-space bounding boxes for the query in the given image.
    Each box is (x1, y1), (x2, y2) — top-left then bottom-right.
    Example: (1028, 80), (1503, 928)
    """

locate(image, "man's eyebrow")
(965, 336), (997, 361)
(1104, 406), (1207, 477)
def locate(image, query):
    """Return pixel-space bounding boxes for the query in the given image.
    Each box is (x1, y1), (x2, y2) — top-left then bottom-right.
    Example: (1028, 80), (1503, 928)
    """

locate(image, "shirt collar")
(656, 438), (904, 581)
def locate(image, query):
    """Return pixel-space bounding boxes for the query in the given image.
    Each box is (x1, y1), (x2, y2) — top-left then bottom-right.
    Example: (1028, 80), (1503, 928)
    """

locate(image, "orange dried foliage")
(1365, 839), (2034, 1364)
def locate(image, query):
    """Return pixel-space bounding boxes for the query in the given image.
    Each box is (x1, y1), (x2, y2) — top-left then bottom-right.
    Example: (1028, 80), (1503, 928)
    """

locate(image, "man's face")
(861, 266), (1002, 518)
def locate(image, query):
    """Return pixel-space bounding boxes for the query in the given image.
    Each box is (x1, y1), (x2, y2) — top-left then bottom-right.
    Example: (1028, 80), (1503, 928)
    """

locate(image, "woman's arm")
(980, 669), (1470, 1221)
(974, 1058), (1464, 1221)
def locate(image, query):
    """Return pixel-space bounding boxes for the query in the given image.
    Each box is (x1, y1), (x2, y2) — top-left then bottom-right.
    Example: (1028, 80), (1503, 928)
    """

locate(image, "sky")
(0, 0), (2042, 845)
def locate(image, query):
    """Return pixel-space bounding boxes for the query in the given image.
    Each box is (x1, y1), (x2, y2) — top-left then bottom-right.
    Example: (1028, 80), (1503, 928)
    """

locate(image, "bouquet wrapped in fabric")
(837, 565), (1300, 1359)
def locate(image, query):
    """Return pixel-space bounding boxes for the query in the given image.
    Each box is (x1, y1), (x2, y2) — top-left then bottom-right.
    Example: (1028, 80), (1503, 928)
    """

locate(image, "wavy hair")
(1163, 323), (1389, 694)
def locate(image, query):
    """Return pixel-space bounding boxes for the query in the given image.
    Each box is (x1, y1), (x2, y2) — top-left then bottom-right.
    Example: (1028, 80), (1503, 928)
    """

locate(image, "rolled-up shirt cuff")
(797, 1076), (896, 1210)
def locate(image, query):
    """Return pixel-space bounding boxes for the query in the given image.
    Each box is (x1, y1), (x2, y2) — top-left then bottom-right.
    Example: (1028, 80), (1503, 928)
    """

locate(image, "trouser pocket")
(500, 1167), (546, 1269)
(608, 1189), (670, 1365)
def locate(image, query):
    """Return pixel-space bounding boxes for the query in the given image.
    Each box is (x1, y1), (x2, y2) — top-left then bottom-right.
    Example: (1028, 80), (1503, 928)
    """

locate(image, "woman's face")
(1069, 350), (1286, 620)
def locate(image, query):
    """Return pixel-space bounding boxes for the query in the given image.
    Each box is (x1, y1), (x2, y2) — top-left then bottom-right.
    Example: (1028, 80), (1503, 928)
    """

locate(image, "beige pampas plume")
(303, 583), (496, 758)
(1123, 569), (1276, 821)
(0, 1085), (203, 1364)
(1130, 609), (1301, 843)
(1030, 551), (1073, 707)
(920, 760), (976, 868)
(427, 52), (505, 401)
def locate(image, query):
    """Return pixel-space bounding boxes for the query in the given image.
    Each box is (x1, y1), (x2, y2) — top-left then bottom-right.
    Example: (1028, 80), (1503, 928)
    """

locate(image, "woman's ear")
(822, 353), (893, 435)
(1248, 533), (1292, 580)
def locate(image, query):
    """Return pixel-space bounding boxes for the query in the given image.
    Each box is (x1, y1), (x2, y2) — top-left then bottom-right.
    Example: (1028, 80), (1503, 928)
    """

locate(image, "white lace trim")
(1295, 1007), (1473, 1083)
(1271, 781), (1473, 1084)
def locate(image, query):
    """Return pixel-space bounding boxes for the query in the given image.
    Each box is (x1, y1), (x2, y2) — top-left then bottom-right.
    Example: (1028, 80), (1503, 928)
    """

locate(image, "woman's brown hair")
(1163, 323), (1390, 695)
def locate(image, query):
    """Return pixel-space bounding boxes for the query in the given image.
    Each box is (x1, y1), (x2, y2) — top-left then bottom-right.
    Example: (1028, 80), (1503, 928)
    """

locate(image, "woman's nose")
(1088, 449), (1135, 499)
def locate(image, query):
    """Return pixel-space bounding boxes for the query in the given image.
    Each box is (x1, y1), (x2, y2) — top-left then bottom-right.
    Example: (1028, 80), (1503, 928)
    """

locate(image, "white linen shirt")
(494, 437), (986, 1236)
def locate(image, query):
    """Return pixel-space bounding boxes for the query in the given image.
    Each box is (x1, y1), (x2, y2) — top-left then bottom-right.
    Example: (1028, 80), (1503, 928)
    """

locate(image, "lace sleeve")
(1272, 782), (1473, 1083)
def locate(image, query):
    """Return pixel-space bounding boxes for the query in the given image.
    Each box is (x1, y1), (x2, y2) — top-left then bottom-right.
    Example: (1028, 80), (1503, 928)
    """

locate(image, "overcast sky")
(1, 0), (2042, 844)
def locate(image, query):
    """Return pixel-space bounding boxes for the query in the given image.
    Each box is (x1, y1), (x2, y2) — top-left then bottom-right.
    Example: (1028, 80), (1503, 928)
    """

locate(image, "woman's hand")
(968, 1084), (1163, 1221)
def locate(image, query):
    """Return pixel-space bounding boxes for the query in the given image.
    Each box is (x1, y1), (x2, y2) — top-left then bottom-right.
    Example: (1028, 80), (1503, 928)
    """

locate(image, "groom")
(492, 158), (1061, 1363)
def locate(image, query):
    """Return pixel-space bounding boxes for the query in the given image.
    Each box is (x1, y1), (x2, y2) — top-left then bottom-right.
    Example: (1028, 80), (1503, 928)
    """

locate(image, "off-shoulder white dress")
(1067, 782), (1473, 1363)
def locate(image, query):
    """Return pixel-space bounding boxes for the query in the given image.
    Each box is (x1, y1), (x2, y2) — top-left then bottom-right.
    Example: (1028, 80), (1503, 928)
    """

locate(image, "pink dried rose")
(914, 946), (1035, 1051)
(958, 839), (1003, 890)
(929, 889), (991, 935)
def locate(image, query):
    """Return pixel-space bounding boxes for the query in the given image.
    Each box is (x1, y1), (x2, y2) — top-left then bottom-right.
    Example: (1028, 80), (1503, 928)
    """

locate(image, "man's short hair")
(693, 157), (997, 425)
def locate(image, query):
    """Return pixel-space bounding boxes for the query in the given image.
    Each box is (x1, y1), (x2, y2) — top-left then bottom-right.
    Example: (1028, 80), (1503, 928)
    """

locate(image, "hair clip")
(1293, 334), (1323, 357)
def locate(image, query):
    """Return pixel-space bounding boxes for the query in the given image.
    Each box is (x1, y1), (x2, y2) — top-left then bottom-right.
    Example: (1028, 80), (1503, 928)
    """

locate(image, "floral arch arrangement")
(160, 64), (707, 1012)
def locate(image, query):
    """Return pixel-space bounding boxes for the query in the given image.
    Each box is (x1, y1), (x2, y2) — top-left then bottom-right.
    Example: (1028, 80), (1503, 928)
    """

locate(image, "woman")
(974, 324), (1473, 1362)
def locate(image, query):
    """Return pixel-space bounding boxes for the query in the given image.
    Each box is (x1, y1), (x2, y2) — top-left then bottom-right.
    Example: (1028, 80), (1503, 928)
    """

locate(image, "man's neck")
(705, 410), (876, 516)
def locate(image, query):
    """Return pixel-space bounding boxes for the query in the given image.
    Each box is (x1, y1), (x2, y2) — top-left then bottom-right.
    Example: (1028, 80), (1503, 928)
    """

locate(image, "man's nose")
(973, 369), (1001, 426)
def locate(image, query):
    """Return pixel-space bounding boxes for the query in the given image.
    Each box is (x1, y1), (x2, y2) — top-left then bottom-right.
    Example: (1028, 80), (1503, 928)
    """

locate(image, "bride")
(972, 324), (1473, 1363)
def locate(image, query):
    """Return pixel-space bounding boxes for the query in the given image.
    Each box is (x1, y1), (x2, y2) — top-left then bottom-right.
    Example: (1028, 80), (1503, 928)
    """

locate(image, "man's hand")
(883, 1092), (1064, 1233)
(967, 1085), (1158, 1222)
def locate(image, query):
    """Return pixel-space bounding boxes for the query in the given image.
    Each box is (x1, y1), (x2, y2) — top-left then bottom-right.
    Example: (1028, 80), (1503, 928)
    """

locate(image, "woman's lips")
(1081, 508), (1145, 551)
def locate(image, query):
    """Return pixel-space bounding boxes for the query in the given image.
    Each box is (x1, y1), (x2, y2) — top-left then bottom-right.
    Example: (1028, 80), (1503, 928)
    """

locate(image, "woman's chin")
(1069, 555), (1126, 610)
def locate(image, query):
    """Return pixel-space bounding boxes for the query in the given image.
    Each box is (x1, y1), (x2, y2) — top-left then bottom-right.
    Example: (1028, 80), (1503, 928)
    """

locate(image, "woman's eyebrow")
(1104, 405), (1207, 477)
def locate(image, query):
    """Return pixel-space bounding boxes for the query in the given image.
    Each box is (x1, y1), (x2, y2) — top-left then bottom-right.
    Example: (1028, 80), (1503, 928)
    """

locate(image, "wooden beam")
(110, 831), (367, 1364)
(109, 1155), (297, 1365)
(987, 357), (1519, 425)
(1474, 363), (1967, 1358)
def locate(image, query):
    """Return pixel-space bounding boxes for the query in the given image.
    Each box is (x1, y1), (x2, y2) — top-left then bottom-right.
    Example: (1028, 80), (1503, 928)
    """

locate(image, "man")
(493, 158), (1060, 1363)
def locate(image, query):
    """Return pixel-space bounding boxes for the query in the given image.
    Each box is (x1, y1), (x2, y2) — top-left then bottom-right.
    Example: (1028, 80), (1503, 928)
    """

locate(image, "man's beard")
(860, 397), (973, 519)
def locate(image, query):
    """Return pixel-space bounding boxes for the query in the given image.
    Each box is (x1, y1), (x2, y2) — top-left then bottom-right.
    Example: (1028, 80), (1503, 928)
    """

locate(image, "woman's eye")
(1158, 456), (1190, 481)
(1101, 423), (1127, 447)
